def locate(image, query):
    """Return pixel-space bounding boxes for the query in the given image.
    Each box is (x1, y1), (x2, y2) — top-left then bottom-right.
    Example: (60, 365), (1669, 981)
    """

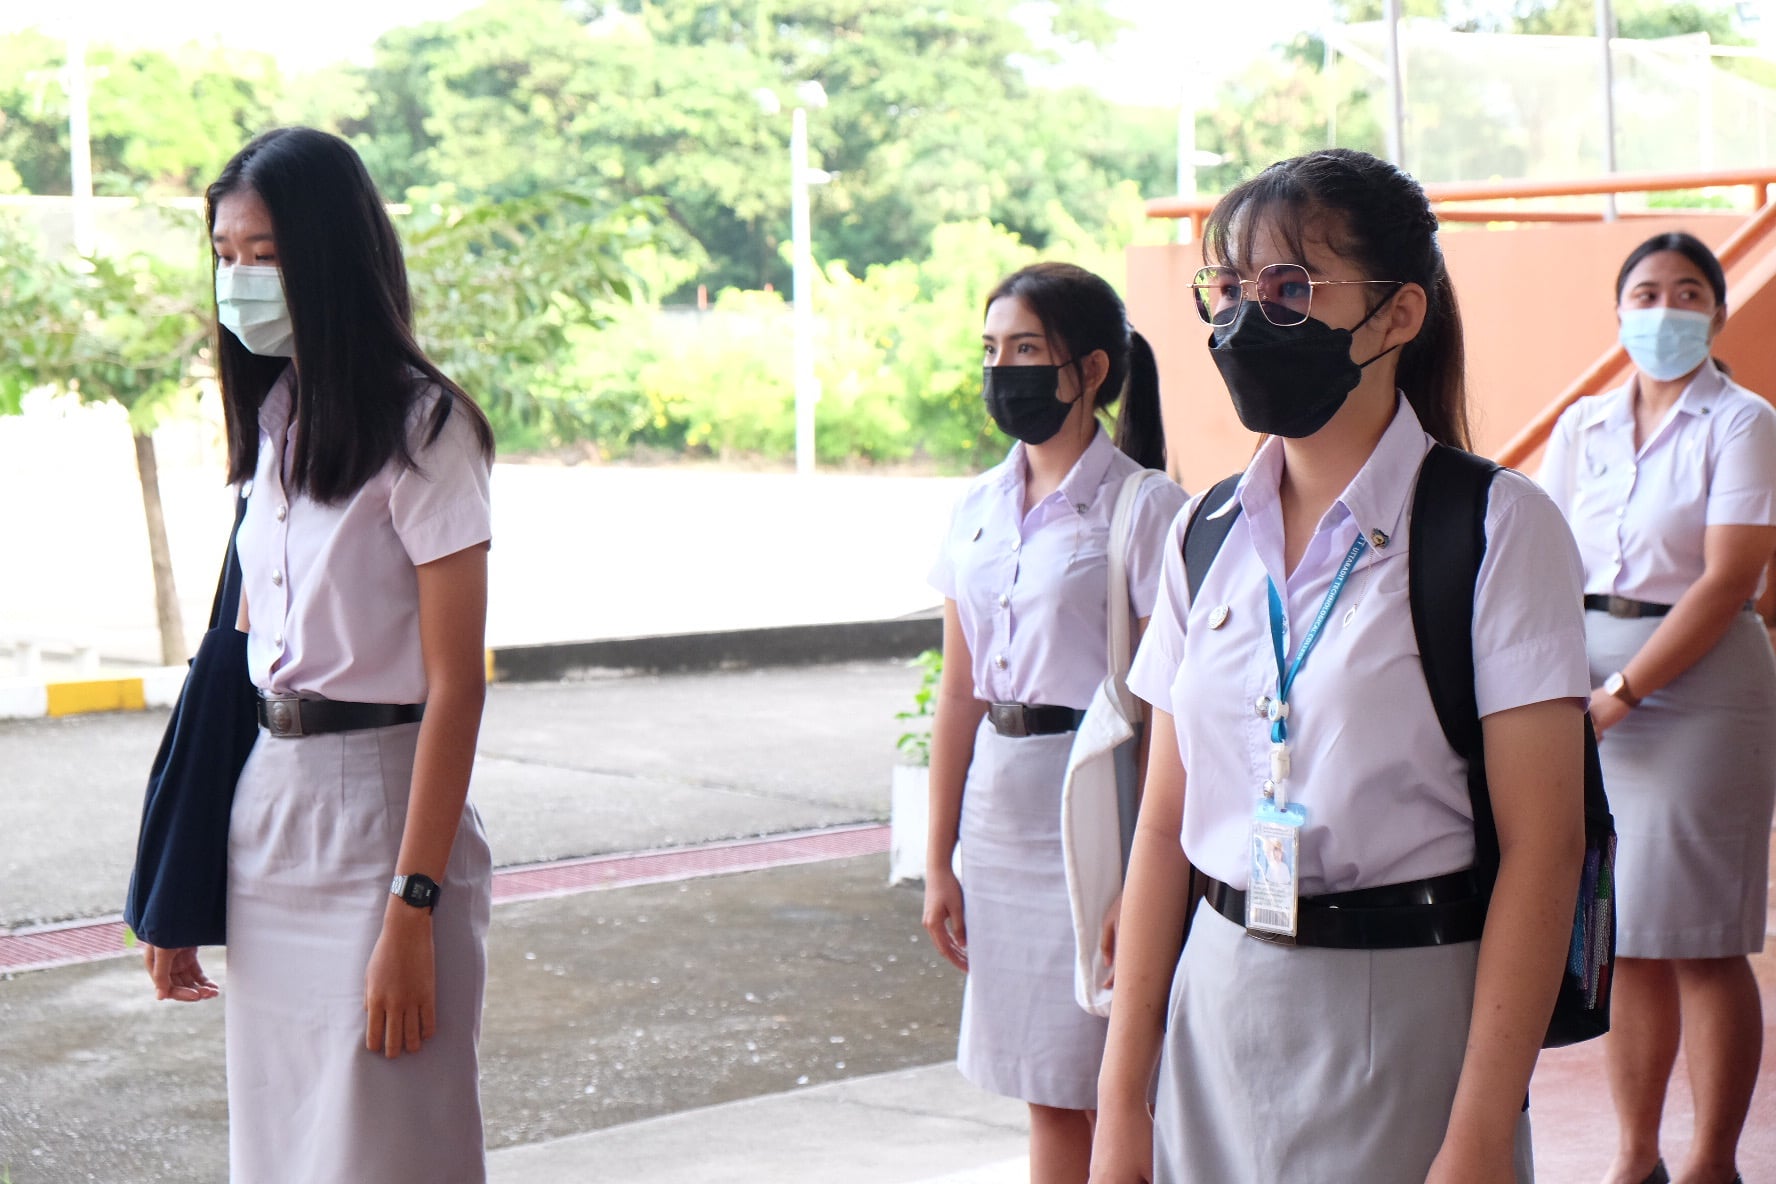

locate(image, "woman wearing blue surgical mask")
(1540, 232), (1776, 1184)
(140, 127), (497, 1184)
(924, 262), (1186, 1182)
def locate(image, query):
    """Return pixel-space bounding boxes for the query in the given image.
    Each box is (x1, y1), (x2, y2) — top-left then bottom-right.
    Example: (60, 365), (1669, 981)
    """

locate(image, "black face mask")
(1208, 296), (1400, 439)
(983, 364), (1075, 445)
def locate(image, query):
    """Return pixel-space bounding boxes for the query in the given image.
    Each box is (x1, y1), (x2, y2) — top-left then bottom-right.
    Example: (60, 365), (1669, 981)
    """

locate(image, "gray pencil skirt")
(1153, 903), (1534, 1184)
(1586, 610), (1776, 958)
(225, 722), (493, 1184)
(956, 719), (1108, 1110)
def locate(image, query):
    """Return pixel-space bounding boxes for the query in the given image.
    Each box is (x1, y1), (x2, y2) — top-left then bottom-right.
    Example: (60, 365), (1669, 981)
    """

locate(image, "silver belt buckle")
(263, 695), (304, 737)
(1606, 595), (1640, 619)
(989, 702), (1028, 738)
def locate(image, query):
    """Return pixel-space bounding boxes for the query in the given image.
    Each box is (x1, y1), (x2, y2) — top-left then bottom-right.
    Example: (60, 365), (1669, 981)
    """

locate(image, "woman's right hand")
(1088, 1101), (1155, 1184)
(921, 862), (968, 972)
(142, 943), (218, 1002)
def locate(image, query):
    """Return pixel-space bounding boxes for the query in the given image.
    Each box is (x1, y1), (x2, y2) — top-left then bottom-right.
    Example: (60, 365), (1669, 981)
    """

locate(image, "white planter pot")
(888, 763), (930, 885)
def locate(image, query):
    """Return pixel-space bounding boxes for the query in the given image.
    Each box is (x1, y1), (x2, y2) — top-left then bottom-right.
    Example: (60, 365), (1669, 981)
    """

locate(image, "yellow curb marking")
(46, 678), (147, 717)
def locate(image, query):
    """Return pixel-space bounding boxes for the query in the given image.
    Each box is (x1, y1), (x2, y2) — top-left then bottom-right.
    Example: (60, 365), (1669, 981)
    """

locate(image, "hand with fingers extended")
(921, 861), (968, 972)
(364, 907), (437, 1060)
(142, 943), (219, 1002)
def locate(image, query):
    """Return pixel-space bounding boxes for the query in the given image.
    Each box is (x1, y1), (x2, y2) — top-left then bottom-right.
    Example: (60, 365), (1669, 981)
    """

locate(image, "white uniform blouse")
(929, 428), (1187, 709)
(1538, 362), (1776, 602)
(1127, 398), (1590, 894)
(237, 368), (494, 704)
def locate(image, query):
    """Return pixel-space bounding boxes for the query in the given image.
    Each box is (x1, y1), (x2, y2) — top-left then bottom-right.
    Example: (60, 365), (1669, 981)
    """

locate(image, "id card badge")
(1247, 800), (1306, 941)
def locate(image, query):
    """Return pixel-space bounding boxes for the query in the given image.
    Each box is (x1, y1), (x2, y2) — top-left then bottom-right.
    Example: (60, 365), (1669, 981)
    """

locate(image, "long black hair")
(210, 127), (494, 502)
(984, 262), (1167, 471)
(1203, 148), (1470, 450)
(1615, 231), (1727, 305)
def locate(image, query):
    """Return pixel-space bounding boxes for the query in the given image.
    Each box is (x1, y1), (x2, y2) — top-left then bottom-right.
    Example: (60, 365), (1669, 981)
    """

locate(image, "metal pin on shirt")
(1369, 528), (1390, 548)
(1208, 604), (1231, 630)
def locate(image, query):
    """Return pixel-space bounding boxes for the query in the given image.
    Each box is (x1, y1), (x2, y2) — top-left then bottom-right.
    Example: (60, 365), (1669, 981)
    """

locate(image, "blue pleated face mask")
(215, 264), (295, 358)
(1618, 307), (1713, 383)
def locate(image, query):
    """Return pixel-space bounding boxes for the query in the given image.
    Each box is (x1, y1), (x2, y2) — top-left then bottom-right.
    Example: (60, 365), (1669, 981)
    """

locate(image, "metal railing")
(1147, 168), (1776, 467)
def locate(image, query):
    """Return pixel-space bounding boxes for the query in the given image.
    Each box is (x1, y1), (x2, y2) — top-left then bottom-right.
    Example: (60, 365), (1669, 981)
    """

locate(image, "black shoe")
(1640, 1163), (1670, 1184)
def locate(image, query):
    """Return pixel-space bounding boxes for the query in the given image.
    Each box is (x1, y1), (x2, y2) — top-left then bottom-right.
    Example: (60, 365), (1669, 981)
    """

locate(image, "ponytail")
(1397, 271), (1470, 450)
(1114, 330), (1167, 471)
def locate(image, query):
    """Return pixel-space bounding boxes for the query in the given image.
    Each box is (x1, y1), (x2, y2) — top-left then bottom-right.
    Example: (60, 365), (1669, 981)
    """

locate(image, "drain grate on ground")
(0, 823), (891, 976)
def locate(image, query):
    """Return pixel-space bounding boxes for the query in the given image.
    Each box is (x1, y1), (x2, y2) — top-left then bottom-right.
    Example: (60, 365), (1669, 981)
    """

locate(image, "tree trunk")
(132, 431), (188, 665)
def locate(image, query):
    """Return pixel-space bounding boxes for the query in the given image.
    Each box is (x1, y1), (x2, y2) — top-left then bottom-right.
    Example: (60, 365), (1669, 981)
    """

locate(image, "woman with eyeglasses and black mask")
(138, 127), (497, 1183)
(1090, 149), (1590, 1184)
(923, 262), (1185, 1182)
(1539, 232), (1776, 1184)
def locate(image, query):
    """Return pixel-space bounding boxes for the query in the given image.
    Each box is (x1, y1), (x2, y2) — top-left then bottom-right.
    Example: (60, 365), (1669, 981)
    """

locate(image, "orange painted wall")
(1127, 215), (1771, 492)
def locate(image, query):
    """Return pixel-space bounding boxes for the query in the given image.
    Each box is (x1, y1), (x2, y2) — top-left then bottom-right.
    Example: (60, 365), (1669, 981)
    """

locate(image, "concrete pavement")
(3, 661), (1776, 1182)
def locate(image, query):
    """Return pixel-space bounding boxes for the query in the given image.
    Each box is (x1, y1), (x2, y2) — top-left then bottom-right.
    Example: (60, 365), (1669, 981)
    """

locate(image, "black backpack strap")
(1182, 474), (1245, 604)
(1407, 444), (1502, 879)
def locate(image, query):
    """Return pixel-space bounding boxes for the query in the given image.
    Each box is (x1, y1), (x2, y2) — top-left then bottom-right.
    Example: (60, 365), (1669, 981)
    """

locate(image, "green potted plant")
(889, 649), (940, 884)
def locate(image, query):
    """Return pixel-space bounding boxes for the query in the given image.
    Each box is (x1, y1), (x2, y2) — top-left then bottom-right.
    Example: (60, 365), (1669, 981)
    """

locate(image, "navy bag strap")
(1182, 474), (1245, 603)
(1407, 445), (1502, 879)
(1409, 444), (1614, 1048)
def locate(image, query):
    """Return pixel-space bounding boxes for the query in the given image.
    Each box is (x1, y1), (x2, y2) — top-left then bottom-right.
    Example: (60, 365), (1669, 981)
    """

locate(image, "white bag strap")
(1105, 469), (1160, 711)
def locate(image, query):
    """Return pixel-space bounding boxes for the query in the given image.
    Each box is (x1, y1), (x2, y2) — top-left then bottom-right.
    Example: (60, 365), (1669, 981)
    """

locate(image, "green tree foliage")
(0, 211), (210, 661)
(309, 0), (1171, 297)
(0, 35), (281, 195)
(401, 185), (680, 447)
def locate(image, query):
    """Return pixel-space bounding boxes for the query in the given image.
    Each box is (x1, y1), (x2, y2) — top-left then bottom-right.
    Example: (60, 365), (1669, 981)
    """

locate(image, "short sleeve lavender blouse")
(1126, 397), (1589, 894)
(928, 428), (1187, 710)
(236, 368), (493, 703)
(1538, 362), (1776, 603)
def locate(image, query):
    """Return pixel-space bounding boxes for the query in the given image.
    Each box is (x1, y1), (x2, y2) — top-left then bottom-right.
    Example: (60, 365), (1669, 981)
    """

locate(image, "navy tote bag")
(123, 489), (258, 948)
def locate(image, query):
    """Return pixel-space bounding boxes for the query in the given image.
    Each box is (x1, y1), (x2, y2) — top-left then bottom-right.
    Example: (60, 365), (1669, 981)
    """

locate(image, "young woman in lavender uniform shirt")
(1092, 150), (1591, 1184)
(924, 262), (1185, 1182)
(139, 127), (497, 1184)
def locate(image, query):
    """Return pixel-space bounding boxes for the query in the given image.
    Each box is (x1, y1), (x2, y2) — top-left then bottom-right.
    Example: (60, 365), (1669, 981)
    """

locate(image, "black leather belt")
(1583, 594), (1672, 619)
(986, 701), (1086, 738)
(1203, 870), (1487, 949)
(1584, 594), (1756, 619)
(257, 693), (425, 738)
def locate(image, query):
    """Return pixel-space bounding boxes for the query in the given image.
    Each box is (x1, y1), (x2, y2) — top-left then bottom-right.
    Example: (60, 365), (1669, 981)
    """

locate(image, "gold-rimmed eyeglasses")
(1191, 263), (1402, 328)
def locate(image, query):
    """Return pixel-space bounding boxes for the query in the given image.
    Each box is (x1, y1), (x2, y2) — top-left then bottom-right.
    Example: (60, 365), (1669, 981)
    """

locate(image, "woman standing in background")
(1541, 231), (1776, 1184)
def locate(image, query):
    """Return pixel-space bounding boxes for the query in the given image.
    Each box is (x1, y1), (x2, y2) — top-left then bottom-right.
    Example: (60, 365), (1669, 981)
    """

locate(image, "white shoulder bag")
(1060, 467), (1161, 1018)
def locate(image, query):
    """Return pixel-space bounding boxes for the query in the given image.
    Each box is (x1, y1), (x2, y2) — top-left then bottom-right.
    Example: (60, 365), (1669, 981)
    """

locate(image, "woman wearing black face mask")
(1092, 150), (1591, 1184)
(923, 262), (1186, 1182)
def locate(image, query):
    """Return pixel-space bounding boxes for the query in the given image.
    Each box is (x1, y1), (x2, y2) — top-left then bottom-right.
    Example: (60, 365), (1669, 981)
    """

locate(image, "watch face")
(1604, 673), (1626, 696)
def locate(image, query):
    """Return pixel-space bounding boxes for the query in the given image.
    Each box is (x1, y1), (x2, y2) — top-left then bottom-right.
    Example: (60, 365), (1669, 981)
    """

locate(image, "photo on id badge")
(1247, 815), (1300, 937)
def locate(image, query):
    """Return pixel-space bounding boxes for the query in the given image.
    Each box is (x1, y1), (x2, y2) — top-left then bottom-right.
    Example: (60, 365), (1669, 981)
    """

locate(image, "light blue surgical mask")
(215, 264), (294, 357)
(1618, 306), (1713, 382)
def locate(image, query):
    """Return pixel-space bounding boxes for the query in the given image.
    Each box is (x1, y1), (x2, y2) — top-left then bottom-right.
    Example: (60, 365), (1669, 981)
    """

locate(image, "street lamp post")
(757, 81), (831, 476)
(790, 103), (818, 476)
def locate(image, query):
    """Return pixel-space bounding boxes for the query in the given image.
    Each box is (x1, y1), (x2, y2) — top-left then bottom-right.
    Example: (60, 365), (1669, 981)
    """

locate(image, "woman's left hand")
(1587, 687), (1631, 738)
(364, 906), (437, 1059)
(1098, 891), (1123, 989)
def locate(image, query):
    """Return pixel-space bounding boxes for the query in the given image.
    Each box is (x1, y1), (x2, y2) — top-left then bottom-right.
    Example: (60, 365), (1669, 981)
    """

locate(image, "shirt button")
(276, 504), (287, 522)
(994, 655), (1007, 670)
(271, 569), (283, 587)
(273, 633), (283, 647)
(998, 594), (1010, 608)
(1011, 539), (1021, 552)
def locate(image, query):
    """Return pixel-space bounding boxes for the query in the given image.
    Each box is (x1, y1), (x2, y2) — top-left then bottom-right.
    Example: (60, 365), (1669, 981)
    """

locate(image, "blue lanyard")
(1265, 535), (1368, 745)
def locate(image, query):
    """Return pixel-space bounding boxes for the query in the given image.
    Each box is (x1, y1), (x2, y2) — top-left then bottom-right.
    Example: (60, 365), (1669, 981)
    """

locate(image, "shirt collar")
(997, 425), (1119, 514)
(1581, 359), (1728, 431)
(1237, 394), (1429, 551)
